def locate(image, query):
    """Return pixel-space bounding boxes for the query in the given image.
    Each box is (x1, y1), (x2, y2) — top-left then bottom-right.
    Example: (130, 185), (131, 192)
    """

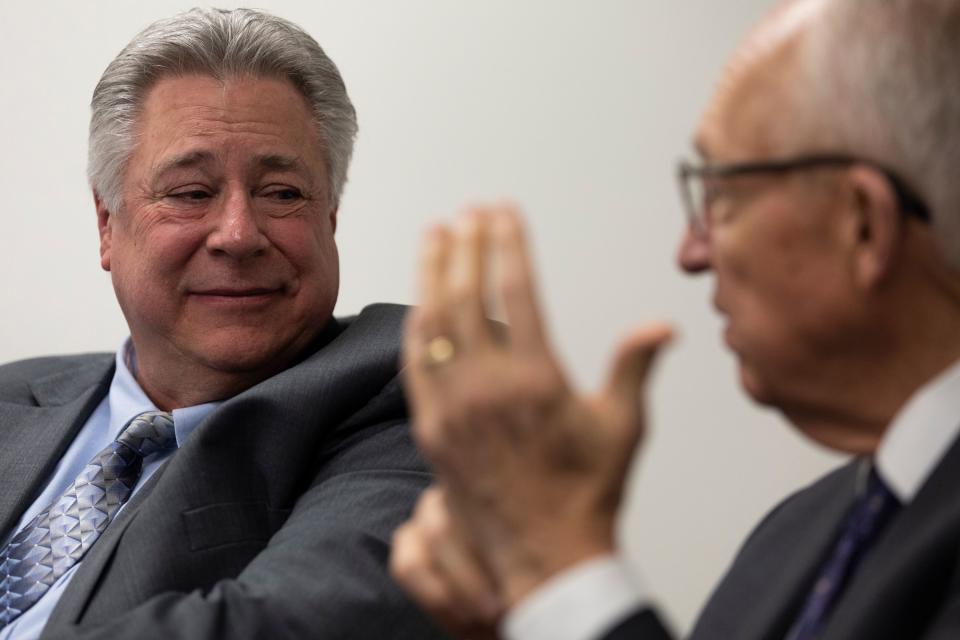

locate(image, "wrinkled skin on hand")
(393, 204), (673, 625)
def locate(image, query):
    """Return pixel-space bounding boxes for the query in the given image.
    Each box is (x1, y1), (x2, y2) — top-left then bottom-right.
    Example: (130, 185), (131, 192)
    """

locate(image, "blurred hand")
(391, 487), (502, 640)
(403, 204), (673, 606)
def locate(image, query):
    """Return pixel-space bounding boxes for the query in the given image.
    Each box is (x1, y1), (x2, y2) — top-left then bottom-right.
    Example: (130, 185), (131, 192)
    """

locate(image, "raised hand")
(401, 204), (673, 607)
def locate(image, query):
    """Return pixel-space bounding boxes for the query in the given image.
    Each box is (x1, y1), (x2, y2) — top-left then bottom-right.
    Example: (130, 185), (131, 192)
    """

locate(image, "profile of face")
(674, 38), (862, 413)
(97, 75), (340, 395)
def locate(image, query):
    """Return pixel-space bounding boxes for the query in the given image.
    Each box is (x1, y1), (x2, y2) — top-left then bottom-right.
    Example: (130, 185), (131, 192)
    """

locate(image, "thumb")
(602, 322), (674, 418)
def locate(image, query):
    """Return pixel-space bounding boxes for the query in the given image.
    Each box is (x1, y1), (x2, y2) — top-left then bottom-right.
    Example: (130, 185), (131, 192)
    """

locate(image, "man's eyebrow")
(153, 150), (215, 175)
(256, 154), (309, 172)
(151, 151), (312, 177)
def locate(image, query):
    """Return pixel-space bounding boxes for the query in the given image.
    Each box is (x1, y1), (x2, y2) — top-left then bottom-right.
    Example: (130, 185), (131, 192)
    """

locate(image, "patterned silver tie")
(0, 411), (176, 628)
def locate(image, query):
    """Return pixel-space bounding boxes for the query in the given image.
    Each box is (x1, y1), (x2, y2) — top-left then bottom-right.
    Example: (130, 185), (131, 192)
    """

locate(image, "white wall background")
(0, 1), (844, 632)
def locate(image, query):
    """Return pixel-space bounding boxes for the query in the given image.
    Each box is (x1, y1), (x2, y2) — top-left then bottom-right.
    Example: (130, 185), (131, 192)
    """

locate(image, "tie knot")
(116, 411), (177, 457)
(851, 467), (900, 540)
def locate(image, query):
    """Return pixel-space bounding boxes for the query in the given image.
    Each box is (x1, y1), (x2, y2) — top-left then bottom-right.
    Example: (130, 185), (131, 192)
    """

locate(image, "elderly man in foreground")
(391, 0), (960, 638)
(0, 8), (442, 640)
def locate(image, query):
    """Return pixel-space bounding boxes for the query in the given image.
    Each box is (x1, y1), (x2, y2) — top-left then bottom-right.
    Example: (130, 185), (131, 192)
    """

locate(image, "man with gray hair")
(0, 8), (442, 639)
(391, 0), (960, 638)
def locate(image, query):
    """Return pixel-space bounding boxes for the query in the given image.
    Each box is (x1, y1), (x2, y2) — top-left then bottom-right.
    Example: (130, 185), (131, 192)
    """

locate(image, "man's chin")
(737, 362), (778, 407)
(185, 334), (306, 378)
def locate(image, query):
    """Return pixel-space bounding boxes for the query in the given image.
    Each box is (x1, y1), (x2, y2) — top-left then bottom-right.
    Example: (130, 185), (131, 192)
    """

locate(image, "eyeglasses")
(676, 154), (931, 236)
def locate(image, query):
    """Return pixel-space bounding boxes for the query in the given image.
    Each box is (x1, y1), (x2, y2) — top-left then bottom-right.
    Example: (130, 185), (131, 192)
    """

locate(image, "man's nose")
(206, 191), (270, 259)
(676, 224), (712, 273)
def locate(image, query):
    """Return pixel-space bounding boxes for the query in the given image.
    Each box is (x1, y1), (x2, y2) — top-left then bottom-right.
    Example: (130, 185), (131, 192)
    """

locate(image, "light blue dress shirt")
(0, 340), (219, 640)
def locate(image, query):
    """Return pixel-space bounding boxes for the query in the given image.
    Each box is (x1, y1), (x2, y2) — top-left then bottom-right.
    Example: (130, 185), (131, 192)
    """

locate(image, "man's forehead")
(694, 0), (828, 159)
(150, 149), (311, 175)
(743, 0), (829, 59)
(130, 75), (324, 177)
(137, 75), (315, 133)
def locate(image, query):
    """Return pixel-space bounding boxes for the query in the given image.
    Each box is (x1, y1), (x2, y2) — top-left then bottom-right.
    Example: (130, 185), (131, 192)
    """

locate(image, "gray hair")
(803, 0), (960, 269)
(88, 7), (358, 214)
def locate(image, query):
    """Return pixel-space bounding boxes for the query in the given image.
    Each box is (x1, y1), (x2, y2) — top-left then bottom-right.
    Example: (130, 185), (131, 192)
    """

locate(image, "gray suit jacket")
(603, 429), (960, 639)
(0, 303), (444, 639)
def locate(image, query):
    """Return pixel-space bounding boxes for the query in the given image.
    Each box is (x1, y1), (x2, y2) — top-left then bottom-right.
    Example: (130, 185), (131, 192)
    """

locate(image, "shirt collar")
(875, 357), (960, 503)
(109, 338), (220, 450)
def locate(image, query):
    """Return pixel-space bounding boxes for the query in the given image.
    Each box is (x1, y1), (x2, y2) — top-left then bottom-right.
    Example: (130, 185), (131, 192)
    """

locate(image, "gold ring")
(424, 336), (456, 368)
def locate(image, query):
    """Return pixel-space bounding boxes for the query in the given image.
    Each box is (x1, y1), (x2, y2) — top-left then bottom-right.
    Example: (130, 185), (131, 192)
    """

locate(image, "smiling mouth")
(193, 288), (280, 297)
(189, 288), (284, 305)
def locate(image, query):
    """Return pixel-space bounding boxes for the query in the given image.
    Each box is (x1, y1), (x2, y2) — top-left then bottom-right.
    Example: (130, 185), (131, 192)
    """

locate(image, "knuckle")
(512, 358), (565, 405)
(425, 593), (458, 621)
(421, 486), (445, 510)
(389, 531), (419, 579)
(412, 416), (447, 456)
(409, 305), (448, 339)
(422, 312), (445, 335)
(403, 307), (426, 334)
(410, 414), (434, 442)
(420, 504), (451, 540)
(459, 385), (494, 414)
(499, 272), (527, 300)
(447, 279), (477, 308)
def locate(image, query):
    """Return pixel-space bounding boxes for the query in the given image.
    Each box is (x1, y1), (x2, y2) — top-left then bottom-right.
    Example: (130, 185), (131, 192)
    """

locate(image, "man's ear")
(329, 205), (339, 234)
(844, 166), (903, 290)
(94, 191), (114, 272)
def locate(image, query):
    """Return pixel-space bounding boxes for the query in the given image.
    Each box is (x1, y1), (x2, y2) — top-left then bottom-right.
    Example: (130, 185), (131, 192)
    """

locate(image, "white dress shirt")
(504, 358), (960, 640)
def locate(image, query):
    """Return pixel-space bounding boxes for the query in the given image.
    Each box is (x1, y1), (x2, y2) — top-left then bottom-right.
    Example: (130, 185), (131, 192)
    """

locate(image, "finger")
(403, 226), (453, 404)
(417, 224), (454, 338)
(446, 207), (495, 348)
(402, 309), (440, 443)
(391, 522), (469, 634)
(391, 489), (501, 633)
(490, 204), (550, 354)
(601, 323), (674, 424)
(425, 492), (502, 623)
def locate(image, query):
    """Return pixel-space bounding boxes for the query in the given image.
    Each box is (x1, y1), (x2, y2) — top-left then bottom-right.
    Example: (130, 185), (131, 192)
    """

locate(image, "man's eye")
(264, 188), (303, 201)
(170, 190), (212, 201)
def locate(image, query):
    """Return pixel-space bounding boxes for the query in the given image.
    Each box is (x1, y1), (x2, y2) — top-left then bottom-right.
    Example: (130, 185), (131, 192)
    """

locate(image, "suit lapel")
(690, 462), (859, 640)
(153, 305), (403, 510)
(53, 305), (408, 623)
(823, 428), (960, 639)
(0, 359), (113, 536)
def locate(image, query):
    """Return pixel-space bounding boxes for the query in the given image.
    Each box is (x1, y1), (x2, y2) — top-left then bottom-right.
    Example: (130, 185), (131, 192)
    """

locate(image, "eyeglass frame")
(676, 154), (931, 236)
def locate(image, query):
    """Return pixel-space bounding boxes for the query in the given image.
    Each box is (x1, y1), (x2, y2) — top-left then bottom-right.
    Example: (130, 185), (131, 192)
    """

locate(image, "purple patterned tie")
(0, 411), (175, 628)
(786, 467), (900, 640)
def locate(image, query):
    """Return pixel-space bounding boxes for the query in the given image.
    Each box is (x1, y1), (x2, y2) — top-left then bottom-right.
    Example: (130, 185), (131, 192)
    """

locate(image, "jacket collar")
(0, 355), (114, 537)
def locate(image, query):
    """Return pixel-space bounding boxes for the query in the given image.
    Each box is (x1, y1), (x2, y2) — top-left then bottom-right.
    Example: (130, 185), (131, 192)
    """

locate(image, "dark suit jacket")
(0, 304), (444, 639)
(602, 429), (960, 639)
